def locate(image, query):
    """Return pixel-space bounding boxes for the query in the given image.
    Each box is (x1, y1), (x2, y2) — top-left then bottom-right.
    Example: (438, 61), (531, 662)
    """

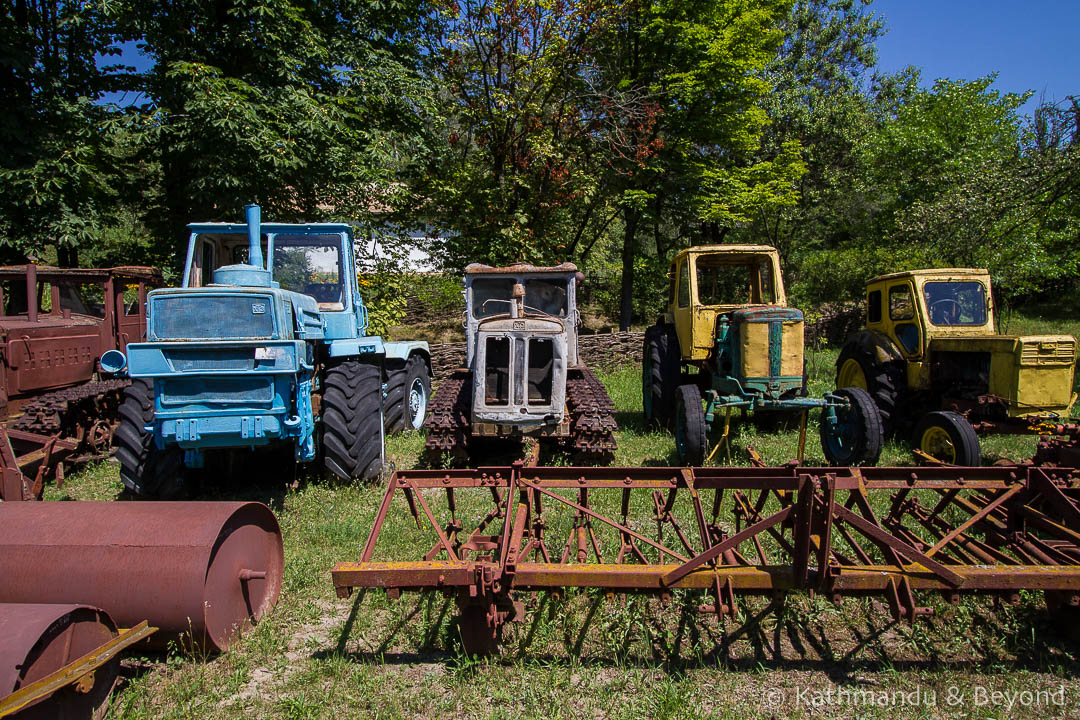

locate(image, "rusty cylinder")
(0, 502), (283, 652)
(0, 603), (119, 720)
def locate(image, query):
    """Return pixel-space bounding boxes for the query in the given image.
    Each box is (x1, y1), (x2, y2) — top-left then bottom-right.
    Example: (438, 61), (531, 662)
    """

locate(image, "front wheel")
(674, 384), (707, 466)
(322, 360), (383, 481)
(384, 354), (431, 433)
(820, 387), (883, 467)
(912, 411), (980, 466)
(114, 378), (188, 499)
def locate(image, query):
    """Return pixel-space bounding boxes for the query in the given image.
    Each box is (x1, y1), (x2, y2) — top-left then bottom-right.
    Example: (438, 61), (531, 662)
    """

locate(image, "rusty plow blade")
(333, 462), (1080, 655)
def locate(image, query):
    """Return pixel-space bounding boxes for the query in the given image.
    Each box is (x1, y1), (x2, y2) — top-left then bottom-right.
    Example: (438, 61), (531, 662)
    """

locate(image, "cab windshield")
(696, 255), (775, 305)
(273, 234), (344, 310)
(525, 279), (567, 317)
(923, 281), (987, 326)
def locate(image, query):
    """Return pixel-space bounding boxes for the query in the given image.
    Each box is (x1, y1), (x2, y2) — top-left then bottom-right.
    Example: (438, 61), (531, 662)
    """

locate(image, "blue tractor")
(101, 205), (430, 498)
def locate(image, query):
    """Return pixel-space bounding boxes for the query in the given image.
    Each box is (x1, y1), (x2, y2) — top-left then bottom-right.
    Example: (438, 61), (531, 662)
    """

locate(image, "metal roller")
(0, 603), (119, 720)
(0, 502), (283, 652)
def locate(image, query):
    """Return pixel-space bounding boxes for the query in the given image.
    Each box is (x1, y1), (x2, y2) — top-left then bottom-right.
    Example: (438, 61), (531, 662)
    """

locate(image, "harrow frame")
(333, 462), (1080, 655)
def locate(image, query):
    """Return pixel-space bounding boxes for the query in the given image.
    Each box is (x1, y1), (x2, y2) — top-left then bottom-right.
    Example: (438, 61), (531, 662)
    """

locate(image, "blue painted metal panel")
(384, 340), (430, 362)
(127, 340), (305, 377)
(328, 337), (384, 358)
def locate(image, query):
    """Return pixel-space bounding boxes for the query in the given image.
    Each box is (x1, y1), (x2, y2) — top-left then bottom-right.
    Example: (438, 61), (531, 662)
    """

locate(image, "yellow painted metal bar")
(0, 621), (157, 718)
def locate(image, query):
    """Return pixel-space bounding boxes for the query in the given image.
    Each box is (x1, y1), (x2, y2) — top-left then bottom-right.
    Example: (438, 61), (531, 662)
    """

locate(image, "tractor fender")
(383, 340), (431, 373)
(327, 337), (385, 358)
(842, 330), (904, 366)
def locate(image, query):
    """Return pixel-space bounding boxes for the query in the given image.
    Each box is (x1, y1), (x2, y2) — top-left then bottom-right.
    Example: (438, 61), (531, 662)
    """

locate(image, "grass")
(37, 308), (1080, 719)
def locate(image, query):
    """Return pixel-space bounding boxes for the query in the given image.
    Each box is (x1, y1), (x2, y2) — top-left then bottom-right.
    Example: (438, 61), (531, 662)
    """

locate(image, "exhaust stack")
(245, 203), (264, 269)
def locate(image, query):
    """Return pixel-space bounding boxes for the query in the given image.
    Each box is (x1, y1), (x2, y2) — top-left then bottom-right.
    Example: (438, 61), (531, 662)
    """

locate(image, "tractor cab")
(862, 269), (995, 361)
(664, 245), (786, 361)
(463, 263), (578, 434)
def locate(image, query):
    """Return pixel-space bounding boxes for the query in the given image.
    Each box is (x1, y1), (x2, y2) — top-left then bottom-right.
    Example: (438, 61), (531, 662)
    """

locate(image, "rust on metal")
(0, 263), (163, 500)
(0, 502), (283, 652)
(0, 616), (155, 720)
(333, 460), (1080, 655)
(0, 604), (121, 720)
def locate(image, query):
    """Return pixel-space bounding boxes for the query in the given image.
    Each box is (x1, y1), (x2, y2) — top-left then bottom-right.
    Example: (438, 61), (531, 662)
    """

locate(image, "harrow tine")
(332, 462), (1080, 656)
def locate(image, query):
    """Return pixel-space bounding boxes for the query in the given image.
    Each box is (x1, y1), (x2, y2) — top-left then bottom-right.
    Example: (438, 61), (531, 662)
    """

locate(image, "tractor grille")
(1020, 339), (1076, 366)
(165, 348), (255, 372)
(152, 295), (275, 340)
(160, 376), (274, 406)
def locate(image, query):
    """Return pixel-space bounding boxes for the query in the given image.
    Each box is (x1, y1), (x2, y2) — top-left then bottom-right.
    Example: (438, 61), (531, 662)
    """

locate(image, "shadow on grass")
(318, 589), (1080, 679)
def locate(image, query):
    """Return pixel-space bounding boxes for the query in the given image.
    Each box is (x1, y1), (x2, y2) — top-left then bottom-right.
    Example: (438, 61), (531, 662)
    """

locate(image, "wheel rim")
(408, 377), (428, 429)
(825, 403), (856, 457)
(920, 426), (956, 463)
(838, 358), (868, 390)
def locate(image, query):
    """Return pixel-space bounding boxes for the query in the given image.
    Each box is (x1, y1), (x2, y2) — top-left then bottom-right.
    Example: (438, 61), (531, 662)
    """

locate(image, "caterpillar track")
(423, 367), (617, 464)
(423, 369), (471, 460)
(11, 378), (130, 452)
(565, 366), (617, 463)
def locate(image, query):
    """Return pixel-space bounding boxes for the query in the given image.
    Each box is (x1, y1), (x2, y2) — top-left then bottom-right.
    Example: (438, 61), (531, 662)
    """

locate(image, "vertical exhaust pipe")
(245, 203), (264, 269)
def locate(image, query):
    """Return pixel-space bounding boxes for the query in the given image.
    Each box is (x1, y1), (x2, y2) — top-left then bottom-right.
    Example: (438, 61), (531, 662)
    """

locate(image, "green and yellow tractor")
(836, 269), (1078, 464)
(643, 245), (882, 466)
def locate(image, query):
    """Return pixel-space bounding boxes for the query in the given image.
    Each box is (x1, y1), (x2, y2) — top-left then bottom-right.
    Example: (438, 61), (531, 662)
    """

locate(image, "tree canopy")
(0, 0), (1076, 320)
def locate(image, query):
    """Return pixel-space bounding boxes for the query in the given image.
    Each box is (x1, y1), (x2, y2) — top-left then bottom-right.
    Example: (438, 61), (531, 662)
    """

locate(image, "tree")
(0, 0), (135, 264)
(412, 0), (621, 270)
(591, 0), (805, 328)
(733, 0), (884, 280)
(130, 0), (438, 238)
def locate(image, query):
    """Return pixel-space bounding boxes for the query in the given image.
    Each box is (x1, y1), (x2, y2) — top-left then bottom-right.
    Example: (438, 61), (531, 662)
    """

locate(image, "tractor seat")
(303, 283), (344, 311)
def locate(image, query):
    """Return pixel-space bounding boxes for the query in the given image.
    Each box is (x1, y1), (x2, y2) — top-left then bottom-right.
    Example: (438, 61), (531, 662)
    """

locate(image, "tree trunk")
(619, 207), (640, 331)
(56, 245), (78, 268)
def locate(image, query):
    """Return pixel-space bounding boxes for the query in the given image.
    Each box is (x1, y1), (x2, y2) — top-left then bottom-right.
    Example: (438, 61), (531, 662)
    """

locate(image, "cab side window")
(677, 260), (690, 308)
(889, 284), (920, 354)
(867, 290), (882, 323)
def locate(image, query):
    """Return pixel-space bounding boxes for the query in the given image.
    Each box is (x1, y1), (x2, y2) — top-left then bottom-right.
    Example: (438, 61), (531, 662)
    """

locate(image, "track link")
(566, 366), (617, 463)
(423, 369), (471, 459)
(11, 379), (130, 448)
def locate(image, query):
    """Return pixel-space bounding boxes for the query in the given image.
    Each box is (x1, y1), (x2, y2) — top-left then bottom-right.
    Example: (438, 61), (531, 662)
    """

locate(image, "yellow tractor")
(836, 269), (1078, 464)
(644, 245), (882, 466)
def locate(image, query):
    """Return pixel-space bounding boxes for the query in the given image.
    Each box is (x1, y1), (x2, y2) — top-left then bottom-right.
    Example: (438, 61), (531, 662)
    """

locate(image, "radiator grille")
(161, 377), (274, 405)
(165, 348), (254, 372)
(152, 295), (275, 339)
(1020, 339), (1076, 366)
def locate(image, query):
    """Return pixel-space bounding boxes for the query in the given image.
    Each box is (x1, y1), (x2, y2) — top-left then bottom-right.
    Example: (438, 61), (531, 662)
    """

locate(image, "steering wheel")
(930, 298), (961, 324)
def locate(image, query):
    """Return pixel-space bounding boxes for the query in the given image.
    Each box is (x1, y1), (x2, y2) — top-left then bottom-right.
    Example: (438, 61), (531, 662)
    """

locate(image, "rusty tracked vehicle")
(425, 263), (616, 464)
(0, 263), (161, 500)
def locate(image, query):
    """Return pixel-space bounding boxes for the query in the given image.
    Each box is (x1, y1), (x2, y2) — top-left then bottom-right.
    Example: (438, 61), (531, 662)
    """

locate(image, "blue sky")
(872, 0), (1080, 115)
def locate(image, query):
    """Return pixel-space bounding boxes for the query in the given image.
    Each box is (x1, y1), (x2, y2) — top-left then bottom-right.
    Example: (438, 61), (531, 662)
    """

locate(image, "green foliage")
(132, 0), (439, 238)
(359, 263), (411, 338)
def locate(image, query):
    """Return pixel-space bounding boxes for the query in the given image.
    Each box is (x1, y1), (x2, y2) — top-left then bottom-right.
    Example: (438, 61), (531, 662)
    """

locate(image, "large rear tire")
(114, 379), (188, 499)
(835, 342), (904, 434)
(674, 384), (707, 466)
(912, 411), (981, 466)
(322, 359), (384, 481)
(643, 324), (680, 428)
(820, 387), (883, 467)
(384, 354), (431, 433)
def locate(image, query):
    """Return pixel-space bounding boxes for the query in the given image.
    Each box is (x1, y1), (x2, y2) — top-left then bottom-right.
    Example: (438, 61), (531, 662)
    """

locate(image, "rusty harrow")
(333, 461), (1080, 655)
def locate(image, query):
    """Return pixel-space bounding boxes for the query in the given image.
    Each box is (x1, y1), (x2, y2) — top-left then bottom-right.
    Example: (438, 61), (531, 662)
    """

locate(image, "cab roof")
(869, 268), (990, 283)
(187, 222), (353, 234)
(671, 244), (779, 260)
(464, 262), (578, 275)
